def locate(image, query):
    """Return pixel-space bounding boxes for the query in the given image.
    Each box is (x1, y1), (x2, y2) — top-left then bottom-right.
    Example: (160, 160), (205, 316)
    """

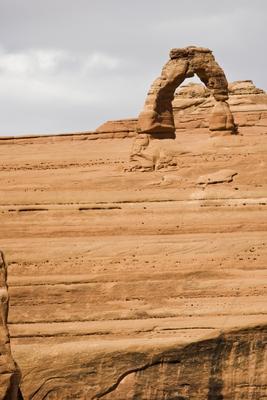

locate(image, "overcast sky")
(0, 0), (266, 135)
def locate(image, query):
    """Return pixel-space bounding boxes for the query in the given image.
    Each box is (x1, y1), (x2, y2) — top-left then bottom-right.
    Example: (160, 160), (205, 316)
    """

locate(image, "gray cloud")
(0, 0), (266, 135)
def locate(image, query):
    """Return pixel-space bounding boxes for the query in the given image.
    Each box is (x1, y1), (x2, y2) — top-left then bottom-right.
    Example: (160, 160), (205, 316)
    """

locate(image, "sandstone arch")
(137, 46), (235, 135)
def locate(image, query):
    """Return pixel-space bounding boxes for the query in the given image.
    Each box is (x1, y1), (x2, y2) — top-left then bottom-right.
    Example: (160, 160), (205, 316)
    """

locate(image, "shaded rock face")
(99, 327), (267, 400)
(137, 46), (235, 135)
(16, 327), (267, 399)
(0, 251), (20, 400)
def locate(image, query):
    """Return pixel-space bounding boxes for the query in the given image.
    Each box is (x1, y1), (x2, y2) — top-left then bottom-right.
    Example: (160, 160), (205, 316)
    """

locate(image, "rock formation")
(173, 80), (267, 130)
(130, 47), (237, 170)
(93, 79), (267, 138)
(137, 46), (235, 135)
(0, 251), (20, 399)
(0, 51), (267, 399)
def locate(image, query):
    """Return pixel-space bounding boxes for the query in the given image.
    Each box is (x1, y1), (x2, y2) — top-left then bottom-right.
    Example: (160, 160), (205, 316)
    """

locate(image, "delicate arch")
(137, 46), (235, 134)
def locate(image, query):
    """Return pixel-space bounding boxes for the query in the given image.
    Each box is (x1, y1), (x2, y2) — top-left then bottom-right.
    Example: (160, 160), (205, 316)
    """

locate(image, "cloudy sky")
(0, 0), (266, 135)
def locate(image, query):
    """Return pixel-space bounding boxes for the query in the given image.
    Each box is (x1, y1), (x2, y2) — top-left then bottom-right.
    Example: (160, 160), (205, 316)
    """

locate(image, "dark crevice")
(92, 359), (181, 399)
(79, 206), (121, 211)
(18, 208), (48, 212)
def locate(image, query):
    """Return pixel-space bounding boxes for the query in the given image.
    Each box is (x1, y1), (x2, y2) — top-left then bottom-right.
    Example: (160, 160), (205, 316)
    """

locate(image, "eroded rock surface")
(100, 326), (267, 400)
(0, 251), (20, 399)
(10, 326), (267, 400)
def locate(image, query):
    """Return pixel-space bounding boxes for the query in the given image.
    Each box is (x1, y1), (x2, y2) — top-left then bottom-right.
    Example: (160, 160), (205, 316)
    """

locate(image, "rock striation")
(0, 251), (20, 399)
(99, 326), (267, 400)
(137, 46), (235, 135)
(9, 326), (267, 399)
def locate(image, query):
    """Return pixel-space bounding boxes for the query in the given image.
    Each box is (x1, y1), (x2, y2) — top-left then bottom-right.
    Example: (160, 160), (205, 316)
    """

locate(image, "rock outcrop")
(137, 46), (235, 135)
(173, 80), (267, 130)
(96, 119), (137, 138)
(0, 251), (20, 399)
(229, 80), (265, 95)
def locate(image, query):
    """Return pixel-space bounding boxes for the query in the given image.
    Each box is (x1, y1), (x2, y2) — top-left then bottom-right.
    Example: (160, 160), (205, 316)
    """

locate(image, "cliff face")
(11, 327), (267, 399)
(0, 80), (266, 399)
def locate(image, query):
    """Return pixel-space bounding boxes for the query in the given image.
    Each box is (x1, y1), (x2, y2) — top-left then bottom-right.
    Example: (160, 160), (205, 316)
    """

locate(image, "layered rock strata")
(0, 251), (20, 399)
(0, 118), (267, 398)
(1, 46), (267, 399)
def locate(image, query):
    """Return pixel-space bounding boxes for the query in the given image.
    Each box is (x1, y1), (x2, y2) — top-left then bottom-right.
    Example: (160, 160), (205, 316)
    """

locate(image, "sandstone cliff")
(1, 114), (267, 398)
(0, 70), (267, 398)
